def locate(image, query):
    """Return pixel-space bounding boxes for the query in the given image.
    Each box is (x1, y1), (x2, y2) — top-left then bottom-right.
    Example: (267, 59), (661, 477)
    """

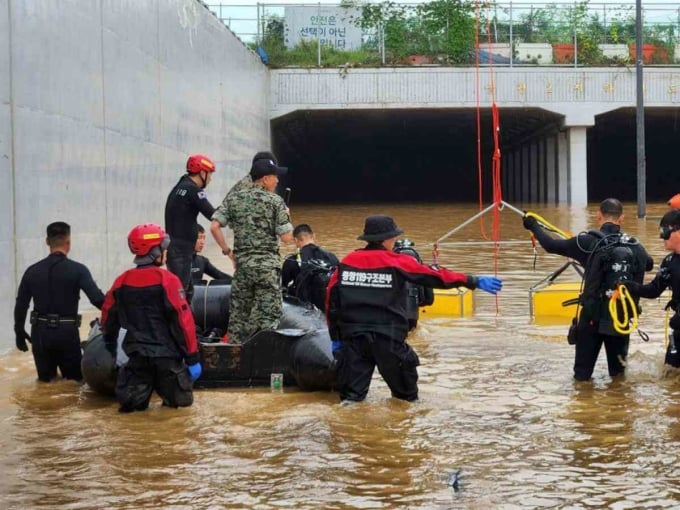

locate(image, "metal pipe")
(635, 0), (646, 218)
(436, 240), (532, 247)
(317, 2), (321, 67)
(509, 1), (513, 68)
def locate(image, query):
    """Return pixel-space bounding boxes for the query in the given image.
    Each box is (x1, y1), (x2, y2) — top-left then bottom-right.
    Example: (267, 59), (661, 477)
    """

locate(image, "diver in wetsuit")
(191, 224), (231, 284)
(13, 222), (105, 382)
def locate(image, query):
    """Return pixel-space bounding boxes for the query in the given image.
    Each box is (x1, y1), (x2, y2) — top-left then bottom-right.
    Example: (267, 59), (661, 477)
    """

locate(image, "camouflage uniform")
(213, 182), (292, 344)
(212, 174), (252, 221)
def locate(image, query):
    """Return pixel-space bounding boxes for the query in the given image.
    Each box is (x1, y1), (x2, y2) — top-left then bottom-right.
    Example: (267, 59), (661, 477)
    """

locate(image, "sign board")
(284, 6), (362, 51)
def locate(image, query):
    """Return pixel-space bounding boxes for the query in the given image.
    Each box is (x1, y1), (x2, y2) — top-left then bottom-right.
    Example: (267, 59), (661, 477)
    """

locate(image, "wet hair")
(661, 210), (680, 228)
(196, 224), (205, 234)
(46, 222), (70, 246)
(293, 224), (313, 239)
(252, 151), (277, 165)
(599, 198), (623, 218)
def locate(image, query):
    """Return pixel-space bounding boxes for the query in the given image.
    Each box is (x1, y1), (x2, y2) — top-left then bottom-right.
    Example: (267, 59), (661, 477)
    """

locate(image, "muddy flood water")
(2, 202), (680, 509)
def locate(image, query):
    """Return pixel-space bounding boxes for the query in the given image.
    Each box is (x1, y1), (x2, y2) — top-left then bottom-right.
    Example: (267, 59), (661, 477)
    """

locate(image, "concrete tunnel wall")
(0, 0), (270, 351)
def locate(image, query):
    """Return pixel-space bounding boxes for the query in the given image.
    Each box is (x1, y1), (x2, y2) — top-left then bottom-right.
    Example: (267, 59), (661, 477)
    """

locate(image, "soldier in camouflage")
(210, 151), (279, 255)
(211, 157), (293, 344)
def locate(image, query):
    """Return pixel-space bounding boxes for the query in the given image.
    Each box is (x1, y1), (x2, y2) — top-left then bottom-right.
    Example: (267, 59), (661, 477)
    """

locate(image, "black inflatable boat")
(81, 283), (337, 396)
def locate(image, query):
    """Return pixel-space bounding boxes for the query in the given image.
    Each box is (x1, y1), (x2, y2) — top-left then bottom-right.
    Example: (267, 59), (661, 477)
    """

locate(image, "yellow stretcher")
(529, 261), (582, 325)
(420, 288), (474, 317)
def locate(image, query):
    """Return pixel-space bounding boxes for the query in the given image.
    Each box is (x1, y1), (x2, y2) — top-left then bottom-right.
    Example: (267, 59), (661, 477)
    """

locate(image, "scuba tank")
(393, 239), (433, 330)
(582, 231), (640, 336)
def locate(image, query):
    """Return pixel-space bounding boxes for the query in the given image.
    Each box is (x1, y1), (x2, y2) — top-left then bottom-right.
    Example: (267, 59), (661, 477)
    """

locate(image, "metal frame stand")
(435, 200), (528, 247)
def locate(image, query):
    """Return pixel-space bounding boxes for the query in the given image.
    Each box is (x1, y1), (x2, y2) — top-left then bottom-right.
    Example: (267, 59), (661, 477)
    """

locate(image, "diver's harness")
(577, 230), (641, 336)
(525, 212), (643, 338)
(30, 311), (82, 328)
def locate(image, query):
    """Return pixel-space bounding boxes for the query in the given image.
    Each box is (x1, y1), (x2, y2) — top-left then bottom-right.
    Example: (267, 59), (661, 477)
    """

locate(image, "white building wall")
(0, 0), (269, 350)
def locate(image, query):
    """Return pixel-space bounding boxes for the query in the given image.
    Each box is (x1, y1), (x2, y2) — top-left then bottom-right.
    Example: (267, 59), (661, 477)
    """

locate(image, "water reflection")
(1, 201), (679, 509)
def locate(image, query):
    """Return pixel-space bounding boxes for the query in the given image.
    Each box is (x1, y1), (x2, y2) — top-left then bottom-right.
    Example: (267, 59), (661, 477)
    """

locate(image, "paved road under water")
(1, 202), (680, 509)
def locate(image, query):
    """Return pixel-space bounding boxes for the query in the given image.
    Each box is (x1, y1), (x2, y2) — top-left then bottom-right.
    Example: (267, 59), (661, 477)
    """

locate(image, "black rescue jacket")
(101, 265), (200, 364)
(326, 245), (475, 340)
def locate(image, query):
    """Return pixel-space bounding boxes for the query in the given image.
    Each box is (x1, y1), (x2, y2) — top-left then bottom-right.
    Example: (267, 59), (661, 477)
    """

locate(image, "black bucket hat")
(358, 215), (404, 242)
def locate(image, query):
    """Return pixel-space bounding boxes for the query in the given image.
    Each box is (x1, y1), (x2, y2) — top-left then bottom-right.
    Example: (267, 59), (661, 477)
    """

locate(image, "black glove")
(670, 313), (680, 331)
(15, 330), (30, 352)
(621, 280), (640, 295)
(522, 215), (538, 231)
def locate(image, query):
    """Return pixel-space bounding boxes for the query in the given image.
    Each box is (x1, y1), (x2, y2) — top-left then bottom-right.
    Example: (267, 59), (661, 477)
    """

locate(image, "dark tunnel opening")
(588, 107), (680, 202)
(272, 107), (680, 204)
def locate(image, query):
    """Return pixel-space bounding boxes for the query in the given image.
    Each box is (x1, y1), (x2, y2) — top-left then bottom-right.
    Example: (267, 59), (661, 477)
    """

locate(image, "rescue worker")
(211, 157), (293, 344)
(192, 224), (231, 284)
(101, 224), (202, 412)
(326, 214), (503, 403)
(523, 198), (653, 381)
(165, 154), (224, 303)
(669, 194), (680, 210)
(625, 210), (680, 367)
(210, 151), (279, 257)
(282, 223), (339, 290)
(13, 222), (105, 382)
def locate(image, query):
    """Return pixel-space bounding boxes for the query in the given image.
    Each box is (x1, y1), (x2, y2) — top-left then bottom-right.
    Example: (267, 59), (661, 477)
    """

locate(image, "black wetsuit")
(627, 252), (680, 366)
(191, 253), (232, 284)
(164, 175), (215, 301)
(528, 222), (653, 380)
(326, 245), (474, 402)
(13, 252), (105, 382)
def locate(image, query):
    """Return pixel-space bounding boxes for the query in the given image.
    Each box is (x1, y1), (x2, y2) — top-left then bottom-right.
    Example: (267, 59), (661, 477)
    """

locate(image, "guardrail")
(206, 2), (680, 67)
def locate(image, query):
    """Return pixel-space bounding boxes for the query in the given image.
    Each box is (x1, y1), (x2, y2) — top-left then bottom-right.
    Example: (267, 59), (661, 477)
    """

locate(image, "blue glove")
(476, 276), (503, 294)
(331, 340), (342, 354)
(187, 362), (202, 382)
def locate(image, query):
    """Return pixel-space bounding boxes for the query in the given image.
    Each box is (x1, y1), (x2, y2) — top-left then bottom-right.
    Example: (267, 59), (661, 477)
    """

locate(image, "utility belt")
(30, 311), (82, 328)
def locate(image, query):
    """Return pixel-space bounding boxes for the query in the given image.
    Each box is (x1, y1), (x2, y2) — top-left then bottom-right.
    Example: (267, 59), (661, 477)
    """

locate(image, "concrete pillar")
(521, 145), (530, 202)
(557, 130), (569, 204)
(568, 126), (588, 206)
(529, 141), (538, 202)
(539, 142), (545, 202)
(516, 151), (521, 202)
(546, 135), (557, 205)
(503, 152), (512, 201)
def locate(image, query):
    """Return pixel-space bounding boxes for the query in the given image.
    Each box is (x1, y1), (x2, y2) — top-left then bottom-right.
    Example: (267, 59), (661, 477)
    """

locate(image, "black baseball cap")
(250, 159), (288, 180)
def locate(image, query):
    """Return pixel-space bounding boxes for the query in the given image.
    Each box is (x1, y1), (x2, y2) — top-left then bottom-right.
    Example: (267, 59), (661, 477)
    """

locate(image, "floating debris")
(447, 469), (462, 492)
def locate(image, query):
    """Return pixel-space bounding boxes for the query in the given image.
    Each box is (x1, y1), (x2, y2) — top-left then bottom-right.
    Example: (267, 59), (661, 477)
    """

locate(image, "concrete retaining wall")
(0, 0), (269, 351)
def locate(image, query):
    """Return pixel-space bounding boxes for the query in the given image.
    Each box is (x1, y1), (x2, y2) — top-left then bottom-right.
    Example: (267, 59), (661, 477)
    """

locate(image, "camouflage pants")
(227, 263), (282, 344)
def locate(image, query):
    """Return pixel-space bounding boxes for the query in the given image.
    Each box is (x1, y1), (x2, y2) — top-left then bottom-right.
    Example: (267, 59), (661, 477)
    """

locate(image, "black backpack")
(584, 231), (638, 299)
(393, 240), (435, 307)
(581, 230), (641, 336)
(293, 258), (335, 312)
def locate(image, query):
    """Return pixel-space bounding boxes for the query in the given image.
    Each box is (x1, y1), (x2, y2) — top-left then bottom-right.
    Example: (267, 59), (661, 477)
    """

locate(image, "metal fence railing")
(206, 2), (680, 67)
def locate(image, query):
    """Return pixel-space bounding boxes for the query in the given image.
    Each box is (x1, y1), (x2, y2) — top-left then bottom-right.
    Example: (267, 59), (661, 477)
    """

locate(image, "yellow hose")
(609, 285), (638, 335)
(524, 211), (573, 240)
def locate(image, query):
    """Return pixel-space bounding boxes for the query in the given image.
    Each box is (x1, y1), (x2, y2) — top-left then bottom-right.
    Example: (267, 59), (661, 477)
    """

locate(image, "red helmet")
(127, 224), (167, 256)
(186, 154), (216, 174)
(669, 193), (680, 210)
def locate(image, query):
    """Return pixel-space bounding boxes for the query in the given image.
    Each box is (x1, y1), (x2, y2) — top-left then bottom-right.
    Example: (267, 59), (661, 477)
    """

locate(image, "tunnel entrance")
(272, 108), (562, 204)
(588, 107), (680, 202)
(272, 107), (680, 204)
